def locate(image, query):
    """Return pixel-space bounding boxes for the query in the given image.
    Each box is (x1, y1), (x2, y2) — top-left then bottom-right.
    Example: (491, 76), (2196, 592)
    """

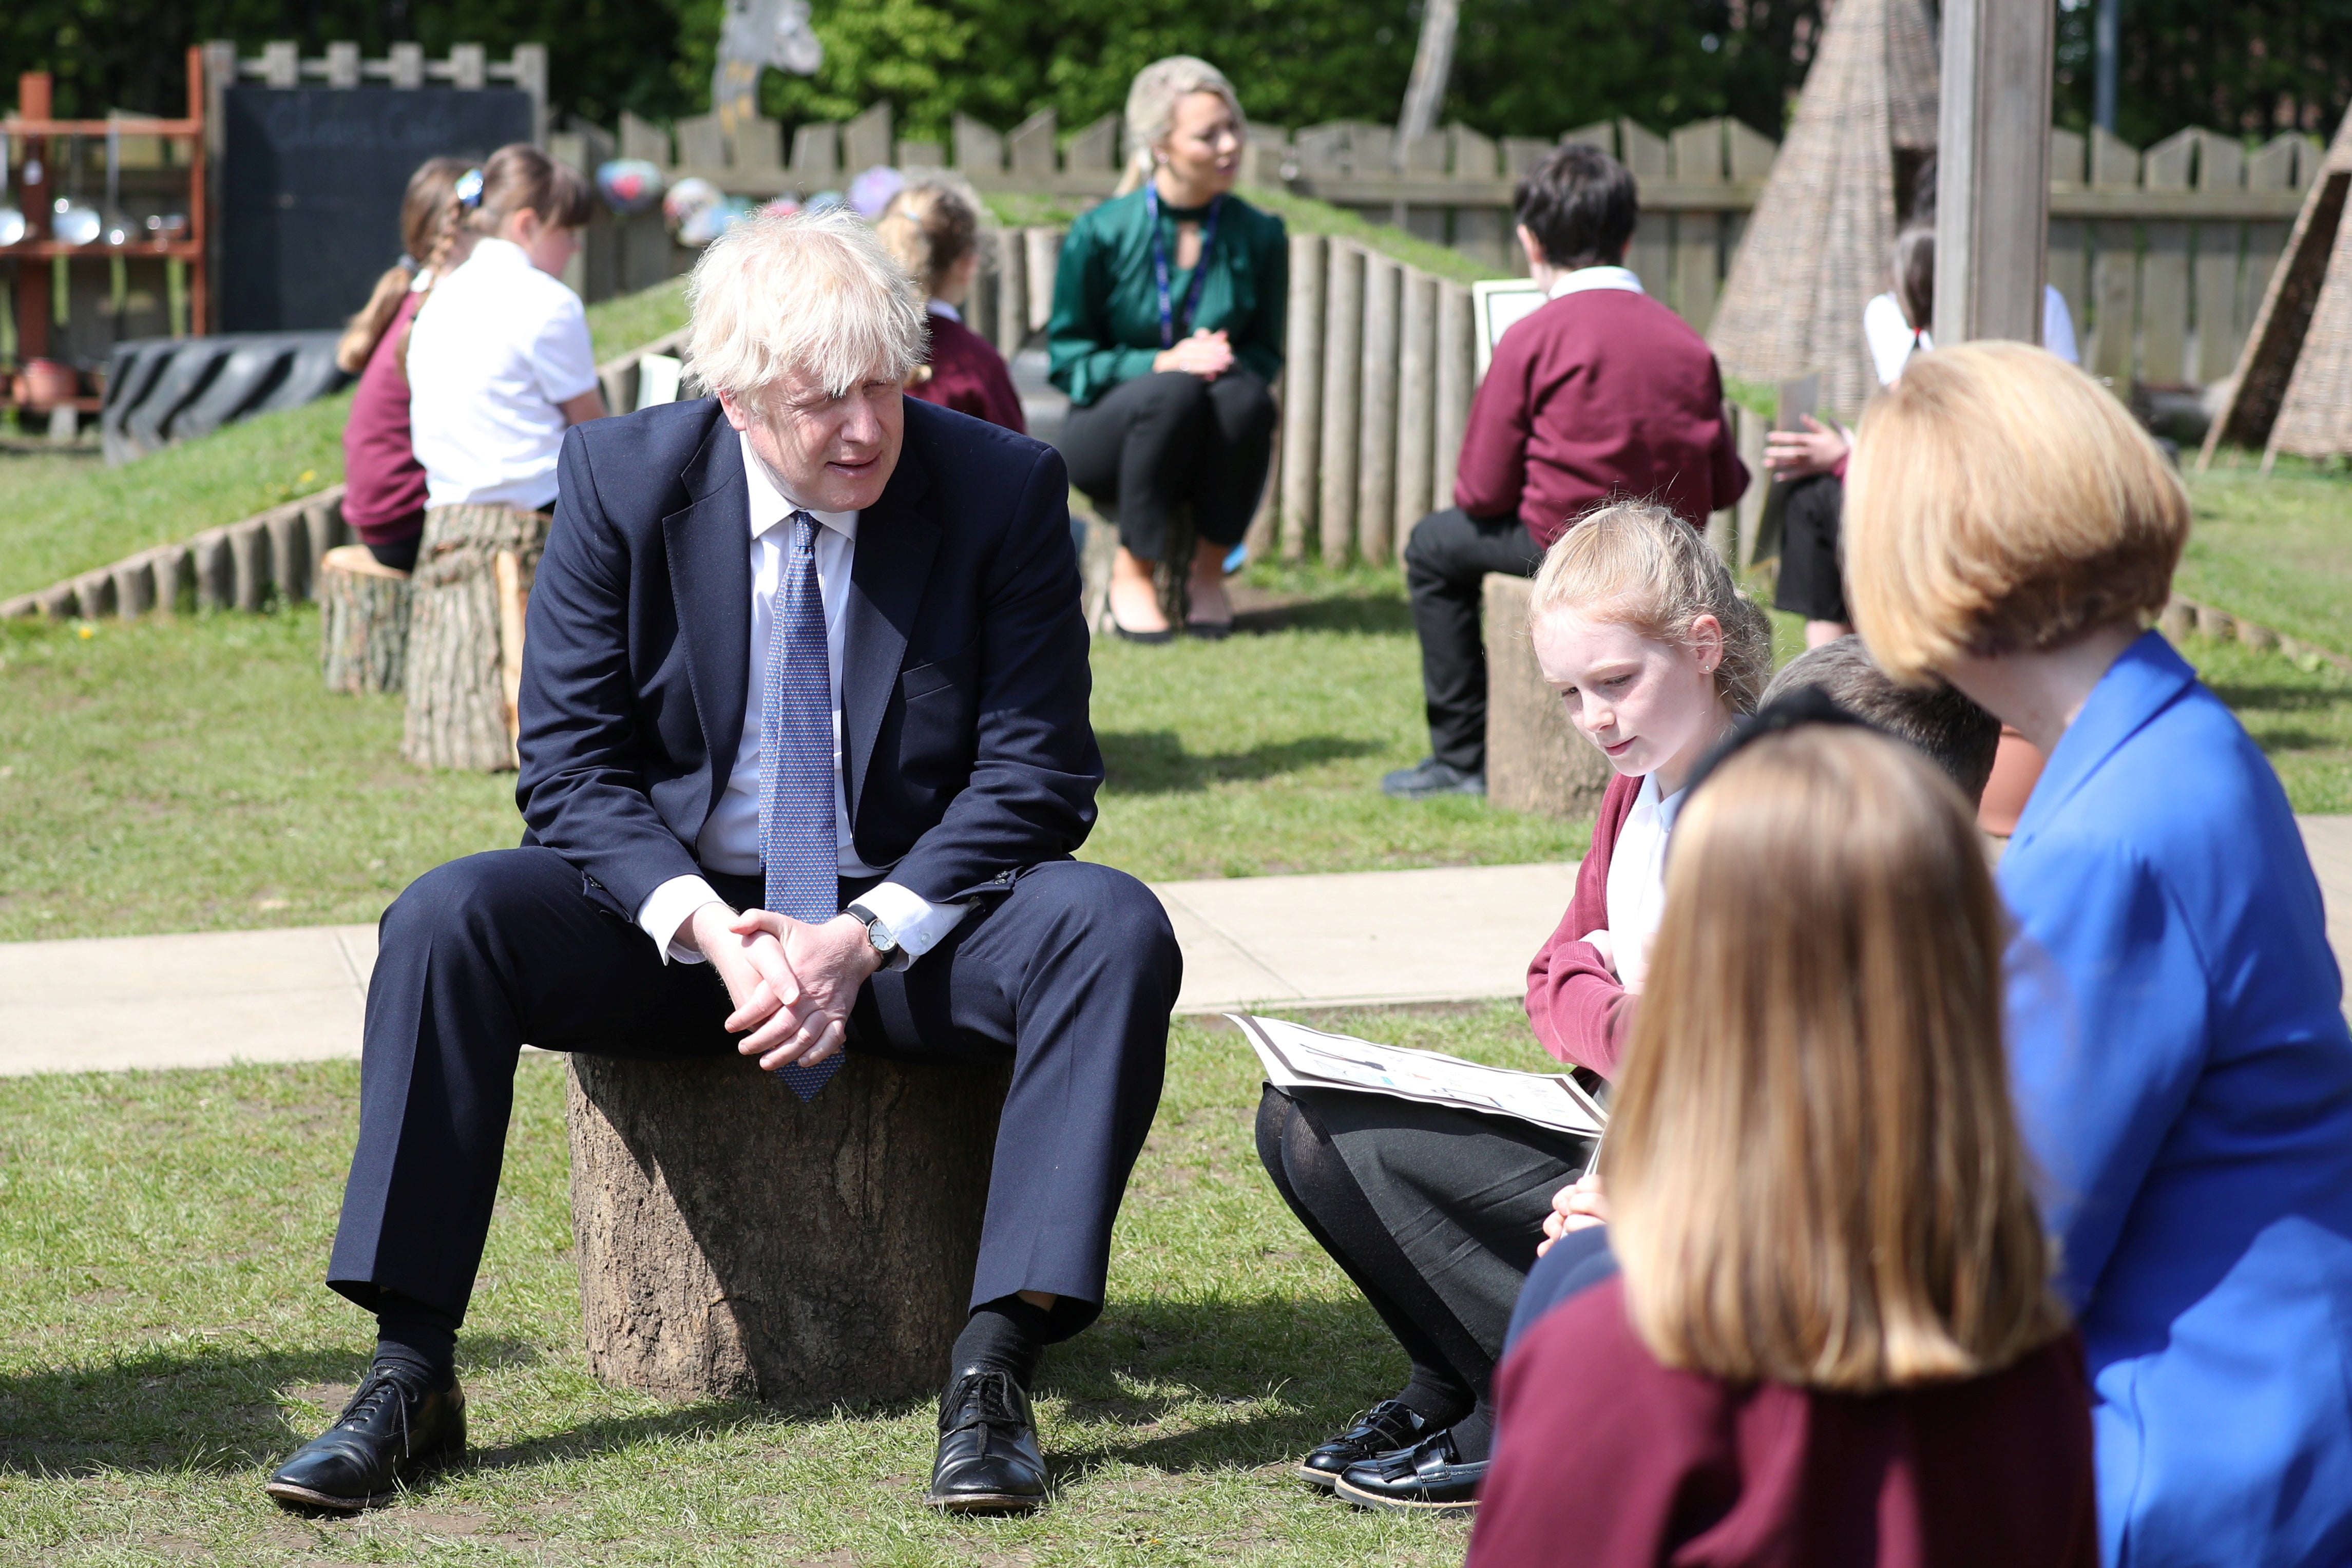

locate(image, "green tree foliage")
(2052, 0), (2352, 145)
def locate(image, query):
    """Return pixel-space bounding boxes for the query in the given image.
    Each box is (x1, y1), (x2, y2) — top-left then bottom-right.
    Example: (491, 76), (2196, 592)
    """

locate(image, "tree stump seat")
(564, 1049), (1012, 1409)
(1483, 571), (1612, 820)
(317, 545), (413, 694)
(402, 503), (547, 772)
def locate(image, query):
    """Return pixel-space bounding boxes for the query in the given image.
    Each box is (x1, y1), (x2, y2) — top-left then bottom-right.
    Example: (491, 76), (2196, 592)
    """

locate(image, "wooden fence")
(561, 103), (2323, 395)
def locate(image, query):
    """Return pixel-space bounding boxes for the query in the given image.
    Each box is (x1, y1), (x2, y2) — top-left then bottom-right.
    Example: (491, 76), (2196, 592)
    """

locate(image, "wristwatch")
(845, 901), (908, 969)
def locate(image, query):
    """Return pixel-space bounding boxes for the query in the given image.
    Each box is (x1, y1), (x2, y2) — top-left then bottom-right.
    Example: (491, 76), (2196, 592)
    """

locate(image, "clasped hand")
(1536, 1172), (1610, 1257)
(1154, 328), (1234, 380)
(687, 902), (883, 1072)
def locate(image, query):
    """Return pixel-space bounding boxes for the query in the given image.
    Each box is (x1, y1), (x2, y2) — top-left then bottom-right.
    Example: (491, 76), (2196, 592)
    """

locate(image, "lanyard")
(1144, 184), (1225, 349)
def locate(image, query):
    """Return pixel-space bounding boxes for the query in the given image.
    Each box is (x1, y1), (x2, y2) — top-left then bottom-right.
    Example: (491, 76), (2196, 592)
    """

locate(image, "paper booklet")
(1233, 1014), (1607, 1140)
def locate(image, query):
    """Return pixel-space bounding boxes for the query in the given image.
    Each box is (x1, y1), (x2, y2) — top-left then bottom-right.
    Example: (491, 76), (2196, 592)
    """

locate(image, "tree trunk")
(565, 1050), (1011, 1409)
(1484, 571), (1612, 819)
(401, 504), (548, 772)
(318, 545), (413, 695)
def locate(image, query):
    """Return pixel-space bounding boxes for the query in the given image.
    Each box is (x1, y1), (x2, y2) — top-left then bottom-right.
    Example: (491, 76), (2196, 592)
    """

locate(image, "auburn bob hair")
(1602, 723), (2069, 1392)
(1843, 340), (2189, 682)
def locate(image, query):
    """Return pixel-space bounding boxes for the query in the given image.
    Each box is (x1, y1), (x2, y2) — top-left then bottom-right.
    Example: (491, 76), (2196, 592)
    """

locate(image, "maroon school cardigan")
(1457, 288), (1747, 548)
(1469, 1278), (2099, 1568)
(1526, 769), (1641, 1075)
(910, 312), (1026, 434)
(340, 291), (429, 545)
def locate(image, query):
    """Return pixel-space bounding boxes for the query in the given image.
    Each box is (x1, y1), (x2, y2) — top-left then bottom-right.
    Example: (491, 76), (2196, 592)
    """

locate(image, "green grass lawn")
(2177, 461), (2352, 659)
(0, 1002), (1537, 1567)
(0, 281), (692, 604)
(0, 564), (1585, 944)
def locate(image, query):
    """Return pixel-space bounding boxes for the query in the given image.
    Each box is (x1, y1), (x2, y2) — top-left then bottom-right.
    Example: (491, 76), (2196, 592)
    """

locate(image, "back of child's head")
(336, 156), (470, 374)
(1513, 143), (1638, 270)
(1762, 635), (1999, 802)
(1527, 500), (1774, 713)
(875, 178), (982, 298)
(1893, 224), (1935, 334)
(465, 143), (594, 240)
(1605, 722), (2066, 1393)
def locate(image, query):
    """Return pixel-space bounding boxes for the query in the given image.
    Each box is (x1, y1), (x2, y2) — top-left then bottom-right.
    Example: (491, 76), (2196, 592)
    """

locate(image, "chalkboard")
(222, 86), (534, 333)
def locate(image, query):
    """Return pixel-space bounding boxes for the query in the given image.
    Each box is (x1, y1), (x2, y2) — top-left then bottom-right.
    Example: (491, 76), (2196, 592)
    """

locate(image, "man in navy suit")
(267, 209), (1179, 1517)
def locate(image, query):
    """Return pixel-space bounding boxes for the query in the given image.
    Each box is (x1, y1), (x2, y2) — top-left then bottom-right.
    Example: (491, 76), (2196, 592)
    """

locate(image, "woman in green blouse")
(1048, 56), (1287, 639)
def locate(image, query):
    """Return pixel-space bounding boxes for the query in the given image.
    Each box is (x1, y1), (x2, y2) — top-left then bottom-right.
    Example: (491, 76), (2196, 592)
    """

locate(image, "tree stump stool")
(318, 545), (413, 694)
(565, 1050), (1012, 1409)
(401, 504), (548, 772)
(1483, 571), (1612, 819)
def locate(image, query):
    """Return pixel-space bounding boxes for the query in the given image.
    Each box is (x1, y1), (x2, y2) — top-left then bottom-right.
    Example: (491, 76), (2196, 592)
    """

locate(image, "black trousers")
(326, 848), (1179, 1332)
(1060, 369), (1276, 562)
(1772, 472), (1847, 623)
(1403, 508), (1547, 774)
(1256, 1085), (1589, 1419)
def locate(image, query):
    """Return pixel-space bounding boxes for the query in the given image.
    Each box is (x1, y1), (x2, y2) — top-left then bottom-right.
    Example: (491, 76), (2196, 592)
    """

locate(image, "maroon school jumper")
(1457, 286), (1747, 547)
(910, 310), (1026, 434)
(1469, 1278), (2099, 1568)
(1525, 769), (1641, 1075)
(340, 291), (429, 547)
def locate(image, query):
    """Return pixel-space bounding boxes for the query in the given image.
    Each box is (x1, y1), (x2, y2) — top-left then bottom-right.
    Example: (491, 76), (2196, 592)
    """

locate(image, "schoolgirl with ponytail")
(875, 178), (1024, 432)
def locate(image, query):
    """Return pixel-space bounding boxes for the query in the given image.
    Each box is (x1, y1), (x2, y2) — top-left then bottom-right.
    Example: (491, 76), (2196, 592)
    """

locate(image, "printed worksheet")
(1234, 1014), (1606, 1138)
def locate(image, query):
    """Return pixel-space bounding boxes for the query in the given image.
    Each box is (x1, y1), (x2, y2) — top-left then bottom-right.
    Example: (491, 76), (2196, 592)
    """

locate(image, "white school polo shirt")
(407, 238), (600, 511)
(1604, 772), (1686, 993)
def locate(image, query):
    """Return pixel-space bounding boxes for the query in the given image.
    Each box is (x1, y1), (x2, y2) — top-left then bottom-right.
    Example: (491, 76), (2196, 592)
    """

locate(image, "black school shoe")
(1333, 1428), (1487, 1515)
(264, 1365), (466, 1513)
(1380, 757), (1486, 799)
(1297, 1399), (1433, 1489)
(925, 1365), (1048, 1514)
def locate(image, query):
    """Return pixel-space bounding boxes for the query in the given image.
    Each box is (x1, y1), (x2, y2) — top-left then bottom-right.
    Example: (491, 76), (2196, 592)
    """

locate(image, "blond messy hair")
(1115, 55), (1248, 196)
(686, 206), (927, 406)
(1527, 501), (1774, 713)
(1844, 340), (2189, 682)
(1607, 724), (2070, 1392)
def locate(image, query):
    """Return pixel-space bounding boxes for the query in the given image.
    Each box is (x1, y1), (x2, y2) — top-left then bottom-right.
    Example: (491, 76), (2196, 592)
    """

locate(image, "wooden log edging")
(2159, 594), (2352, 675)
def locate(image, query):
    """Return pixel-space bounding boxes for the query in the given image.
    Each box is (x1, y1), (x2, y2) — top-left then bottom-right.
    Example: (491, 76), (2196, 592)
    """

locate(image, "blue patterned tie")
(760, 510), (845, 1101)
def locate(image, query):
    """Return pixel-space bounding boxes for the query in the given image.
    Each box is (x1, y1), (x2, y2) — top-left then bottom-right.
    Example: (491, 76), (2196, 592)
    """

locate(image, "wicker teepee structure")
(1707, 0), (1940, 418)
(2200, 107), (2352, 465)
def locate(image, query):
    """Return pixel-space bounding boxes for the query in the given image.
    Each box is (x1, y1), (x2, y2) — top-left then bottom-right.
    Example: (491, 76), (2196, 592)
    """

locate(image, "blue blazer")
(513, 396), (1101, 919)
(2000, 632), (2352, 1568)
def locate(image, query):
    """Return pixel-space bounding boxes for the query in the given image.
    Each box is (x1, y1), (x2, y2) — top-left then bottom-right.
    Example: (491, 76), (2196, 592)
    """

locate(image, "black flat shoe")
(264, 1366), (466, 1514)
(1110, 618), (1175, 644)
(925, 1365), (1047, 1514)
(1183, 619), (1234, 640)
(1297, 1399), (1433, 1489)
(1333, 1428), (1487, 1515)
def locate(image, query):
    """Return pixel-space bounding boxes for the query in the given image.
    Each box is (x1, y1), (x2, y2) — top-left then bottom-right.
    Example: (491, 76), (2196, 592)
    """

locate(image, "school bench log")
(1483, 571), (1613, 820)
(317, 545), (412, 694)
(402, 504), (546, 771)
(565, 1050), (1013, 1408)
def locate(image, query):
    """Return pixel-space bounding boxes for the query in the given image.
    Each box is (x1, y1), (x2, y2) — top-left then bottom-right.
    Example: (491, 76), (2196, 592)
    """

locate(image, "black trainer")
(925, 1365), (1047, 1514)
(264, 1365), (466, 1514)
(1297, 1399), (1433, 1490)
(1333, 1427), (1487, 1515)
(1381, 757), (1486, 799)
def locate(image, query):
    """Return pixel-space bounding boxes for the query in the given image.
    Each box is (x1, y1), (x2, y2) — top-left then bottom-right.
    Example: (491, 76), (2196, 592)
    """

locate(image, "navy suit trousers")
(326, 847), (1178, 1333)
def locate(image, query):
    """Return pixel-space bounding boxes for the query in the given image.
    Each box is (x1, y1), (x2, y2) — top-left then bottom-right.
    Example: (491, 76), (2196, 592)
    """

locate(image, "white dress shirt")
(1863, 285), (2079, 386)
(1546, 264), (1646, 300)
(633, 431), (976, 965)
(1603, 773), (1686, 993)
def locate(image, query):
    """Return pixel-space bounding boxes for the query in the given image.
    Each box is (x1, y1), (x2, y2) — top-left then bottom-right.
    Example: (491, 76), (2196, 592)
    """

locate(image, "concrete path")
(9, 820), (2349, 1079)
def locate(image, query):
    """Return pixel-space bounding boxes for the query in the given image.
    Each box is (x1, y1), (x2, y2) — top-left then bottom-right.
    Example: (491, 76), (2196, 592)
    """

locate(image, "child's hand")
(1537, 1173), (1609, 1255)
(1763, 414), (1850, 479)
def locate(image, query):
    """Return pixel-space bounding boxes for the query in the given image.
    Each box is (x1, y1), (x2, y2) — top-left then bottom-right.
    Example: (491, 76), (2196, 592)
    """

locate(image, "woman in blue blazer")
(1844, 341), (2352, 1568)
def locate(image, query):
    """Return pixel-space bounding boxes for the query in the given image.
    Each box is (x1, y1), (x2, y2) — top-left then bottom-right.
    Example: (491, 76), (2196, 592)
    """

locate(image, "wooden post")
(403, 505), (549, 772)
(266, 506), (310, 603)
(14, 72), (50, 363)
(1935, 0), (2056, 346)
(230, 518), (272, 611)
(318, 546), (413, 695)
(192, 530), (233, 610)
(2139, 130), (2195, 384)
(1318, 242), (1364, 567)
(110, 557), (155, 619)
(1434, 282), (1474, 514)
(2089, 129), (2141, 381)
(1356, 253), (1401, 564)
(150, 543), (193, 614)
(2192, 131), (2249, 384)
(1023, 227), (1060, 337)
(1279, 233), (1326, 561)
(1395, 270), (1438, 551)
(995, 228), (1028, 354)
(567, 1053), (1010, 1408)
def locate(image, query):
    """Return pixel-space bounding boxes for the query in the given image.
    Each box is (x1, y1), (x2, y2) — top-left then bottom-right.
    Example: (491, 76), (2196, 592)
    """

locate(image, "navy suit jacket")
(513, 395), (1101, 922)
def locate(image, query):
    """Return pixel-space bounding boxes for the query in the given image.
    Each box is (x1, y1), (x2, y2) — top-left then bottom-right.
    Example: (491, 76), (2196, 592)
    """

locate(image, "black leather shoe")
(1333, 1428), (1487, 1515)
(1297, 1399), (1433, 1489)
(924, 1365), (1047, 1514)
(264, 1366), (466, 1514)
(1381, 757), (1486, 799)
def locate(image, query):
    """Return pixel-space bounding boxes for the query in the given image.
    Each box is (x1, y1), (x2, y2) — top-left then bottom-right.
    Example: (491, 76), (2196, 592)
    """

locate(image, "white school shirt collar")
(737, 429), (858, 545)
(1547, 265), (1645, 300)
(925, 298), (962, 322)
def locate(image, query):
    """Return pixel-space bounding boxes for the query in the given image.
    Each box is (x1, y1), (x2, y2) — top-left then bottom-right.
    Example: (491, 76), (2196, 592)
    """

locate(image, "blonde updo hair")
(1527, 500), (1775, 714)
(875, 176), (983, 297)
(1115, 55), (1247, 196)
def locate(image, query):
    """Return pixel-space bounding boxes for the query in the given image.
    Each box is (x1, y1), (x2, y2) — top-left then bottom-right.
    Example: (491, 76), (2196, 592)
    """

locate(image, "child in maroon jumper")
(876, 180), (1025, 434)
(336, 158), (473, 573)
(1385, 143), (1748, 800)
